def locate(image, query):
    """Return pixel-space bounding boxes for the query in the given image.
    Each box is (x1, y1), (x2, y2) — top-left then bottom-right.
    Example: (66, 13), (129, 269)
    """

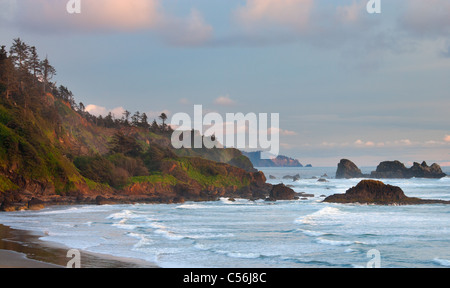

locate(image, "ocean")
(1, 166), (449, 268)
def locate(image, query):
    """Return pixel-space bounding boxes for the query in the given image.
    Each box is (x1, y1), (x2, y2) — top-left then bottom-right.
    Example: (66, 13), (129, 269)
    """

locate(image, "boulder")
(27, 198), (45, 210)
(267, 184), (297, 201)
(324, 180), (450, 205)
(336, 159), (364, 179)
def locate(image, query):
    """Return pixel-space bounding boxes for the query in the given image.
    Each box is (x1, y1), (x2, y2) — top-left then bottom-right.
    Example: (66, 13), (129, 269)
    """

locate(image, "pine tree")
(29, 46), (41, 85)
(41, 56), (56, 93)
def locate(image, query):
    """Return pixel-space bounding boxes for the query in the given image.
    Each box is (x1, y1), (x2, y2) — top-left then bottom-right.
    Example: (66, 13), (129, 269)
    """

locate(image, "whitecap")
(294, 206), (346, 225)
(176, 204), (208, 209)
(315, 237), (353, 246)
(433, 258), (450, 267)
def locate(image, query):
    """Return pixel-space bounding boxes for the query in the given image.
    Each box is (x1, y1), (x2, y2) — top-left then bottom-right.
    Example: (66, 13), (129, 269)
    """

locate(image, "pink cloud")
(235, 0), (314, 32)
(400, 0), (450, 36)
(214, 96), (236, 106)
(444, 135), (450, 142)
(2, 0), (212, 45)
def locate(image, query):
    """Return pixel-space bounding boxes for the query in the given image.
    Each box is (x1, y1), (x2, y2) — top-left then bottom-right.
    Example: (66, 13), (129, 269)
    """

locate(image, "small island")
(324, 180), (450, 205)
(335, 159), (447, 179)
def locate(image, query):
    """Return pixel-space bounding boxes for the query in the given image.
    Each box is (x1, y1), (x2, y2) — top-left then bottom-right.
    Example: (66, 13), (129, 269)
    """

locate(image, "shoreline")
(0, 224), (159, 268)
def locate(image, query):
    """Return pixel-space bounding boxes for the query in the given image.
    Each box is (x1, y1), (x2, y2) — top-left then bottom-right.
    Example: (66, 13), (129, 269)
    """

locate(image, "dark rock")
(298, 192), (315, 197)
(324, 180), (450, 205)
(336, 159), (363, 179)
(28, 198), (45, 210)
(269, 184), (297, 200)
(269, 175), (277, 179)
(371, 161), (446, 179)
(317, 178), (328, 182)
(282, 174), (300, 180)
(95, 196), (116, 205)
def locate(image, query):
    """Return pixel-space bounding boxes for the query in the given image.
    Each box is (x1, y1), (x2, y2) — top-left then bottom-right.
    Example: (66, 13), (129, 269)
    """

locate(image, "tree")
(41, 56), (56, 93)
(159, 112), (168, 132)
(9, 38), (30, 73)
(79, 102), (85, 113)
(29, 46), (41, 84)
(109, 132), (142, 157)
(131, 111), (140, 127)
(150, 119), (159, 133)
(123, 110), (130, 126)
(140, 112), (149, 129)
(0, 46), (15, 100)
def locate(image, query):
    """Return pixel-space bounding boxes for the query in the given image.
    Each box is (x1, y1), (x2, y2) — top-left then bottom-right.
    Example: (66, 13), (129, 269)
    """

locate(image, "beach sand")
(0, 224), (158, 268)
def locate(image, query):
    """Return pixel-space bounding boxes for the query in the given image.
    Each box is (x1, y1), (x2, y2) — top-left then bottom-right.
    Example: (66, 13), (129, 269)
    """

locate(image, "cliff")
(0, 39), (276, 211)
(242, 151), (304, 167)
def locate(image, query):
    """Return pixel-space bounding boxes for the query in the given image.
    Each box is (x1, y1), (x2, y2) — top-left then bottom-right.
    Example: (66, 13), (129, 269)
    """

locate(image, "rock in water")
(335, 159), (363, 179)
(370, 161), (446, 179)
(324, 180), (450, 205)
(267, 184), (297, 201)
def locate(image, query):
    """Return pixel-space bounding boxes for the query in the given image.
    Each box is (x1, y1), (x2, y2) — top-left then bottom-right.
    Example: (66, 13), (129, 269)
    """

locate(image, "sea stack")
(324, 180), (450, 205)
(335, 159), (364, 179)
(370, 161), (446, 179)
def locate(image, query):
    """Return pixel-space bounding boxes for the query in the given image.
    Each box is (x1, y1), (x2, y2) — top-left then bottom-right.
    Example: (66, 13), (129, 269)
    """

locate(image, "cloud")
(268, 128), (297, 136)
(234, 0), (314, 32)
(214, 95), (236, 106)
(178, 98), (190, 105)
(1, 0), (212, 46)
(85, 104), (125, 118)
(157, 9), (213, 46)
(445, 135), (450, 143)
(400, 0), (450, 37)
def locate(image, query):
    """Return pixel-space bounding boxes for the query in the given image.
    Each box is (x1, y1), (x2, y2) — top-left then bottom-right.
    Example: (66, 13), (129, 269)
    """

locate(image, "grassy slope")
(0, 93), (260, 203)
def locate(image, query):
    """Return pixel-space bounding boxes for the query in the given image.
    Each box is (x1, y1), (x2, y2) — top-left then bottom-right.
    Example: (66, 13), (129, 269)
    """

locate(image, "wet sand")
(0, 224), (158, 268)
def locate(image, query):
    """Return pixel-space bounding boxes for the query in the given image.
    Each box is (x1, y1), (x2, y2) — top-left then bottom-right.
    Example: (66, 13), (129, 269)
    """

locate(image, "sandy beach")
(0, 224), (158, 268)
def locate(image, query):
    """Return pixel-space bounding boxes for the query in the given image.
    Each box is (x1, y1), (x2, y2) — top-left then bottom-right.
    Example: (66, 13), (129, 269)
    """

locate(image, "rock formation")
(323, 180), (450, 205)
(371, 161), (446, 179)
(266, 184), (297, 201)
(335, 159), (364, 179)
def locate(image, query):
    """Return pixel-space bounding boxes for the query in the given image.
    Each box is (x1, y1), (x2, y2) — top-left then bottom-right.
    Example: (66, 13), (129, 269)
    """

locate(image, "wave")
(315, 237), (354, 246)
(127, 232), (154, 248)
(176, 203), (209, 209)
(433, 258), (450, 267)
(294, 206), (346, 225)
(297, 229), (327, 237)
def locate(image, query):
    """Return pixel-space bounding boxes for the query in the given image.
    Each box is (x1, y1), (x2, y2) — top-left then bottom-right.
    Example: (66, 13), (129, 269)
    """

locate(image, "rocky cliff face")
(324, 180), (450, 205)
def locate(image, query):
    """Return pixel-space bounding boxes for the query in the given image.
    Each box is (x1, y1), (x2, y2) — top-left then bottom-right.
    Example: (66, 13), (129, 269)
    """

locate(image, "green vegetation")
(0, 38), (258, 202)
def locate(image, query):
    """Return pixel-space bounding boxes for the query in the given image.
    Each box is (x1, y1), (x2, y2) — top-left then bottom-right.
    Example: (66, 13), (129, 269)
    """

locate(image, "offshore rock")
(324, 180), (450, 205)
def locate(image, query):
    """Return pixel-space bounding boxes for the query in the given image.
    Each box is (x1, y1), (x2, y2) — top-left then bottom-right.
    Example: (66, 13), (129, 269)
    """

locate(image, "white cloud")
(268, 127), (297, 136)
(214, 95), (236, 106)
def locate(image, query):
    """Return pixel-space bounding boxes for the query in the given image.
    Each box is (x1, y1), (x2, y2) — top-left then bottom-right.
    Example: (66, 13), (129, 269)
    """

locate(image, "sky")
(1, 0), (450, 167)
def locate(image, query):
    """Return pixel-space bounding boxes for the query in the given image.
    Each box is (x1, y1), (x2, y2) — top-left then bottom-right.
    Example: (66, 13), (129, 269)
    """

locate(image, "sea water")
(0, 167), (449, 268)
